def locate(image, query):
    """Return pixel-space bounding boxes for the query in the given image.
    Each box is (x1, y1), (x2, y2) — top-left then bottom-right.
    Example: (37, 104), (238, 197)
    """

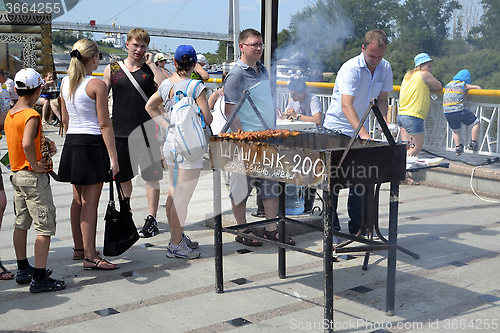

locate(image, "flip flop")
(73, 248), (100, 260)
(83, 257), (118, 270)
(0, 261), (15, 280)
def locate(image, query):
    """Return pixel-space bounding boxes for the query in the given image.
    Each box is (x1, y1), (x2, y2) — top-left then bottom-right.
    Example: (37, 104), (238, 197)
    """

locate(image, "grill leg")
(214, 169), (223, 293)
(386, 181), (399, 315)
(278, 182), (286, 278)
(323, 189), (334, 333)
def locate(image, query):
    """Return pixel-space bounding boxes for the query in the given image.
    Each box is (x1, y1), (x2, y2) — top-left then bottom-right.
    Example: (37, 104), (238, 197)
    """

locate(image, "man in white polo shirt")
(323, 29), (393, 237)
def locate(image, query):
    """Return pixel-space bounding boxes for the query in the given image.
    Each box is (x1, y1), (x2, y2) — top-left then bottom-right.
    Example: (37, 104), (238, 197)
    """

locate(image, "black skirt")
(58, 134), (110, 185)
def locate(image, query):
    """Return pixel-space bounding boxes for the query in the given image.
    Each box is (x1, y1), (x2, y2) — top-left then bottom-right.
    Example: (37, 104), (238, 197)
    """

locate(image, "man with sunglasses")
(223, 28), (294, 246)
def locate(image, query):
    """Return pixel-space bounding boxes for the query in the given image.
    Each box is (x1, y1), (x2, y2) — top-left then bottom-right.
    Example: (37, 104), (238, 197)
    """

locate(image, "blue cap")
(174, 45), (197, 62)
(453, 69), (471, 85)
(414, 53), (433, 67)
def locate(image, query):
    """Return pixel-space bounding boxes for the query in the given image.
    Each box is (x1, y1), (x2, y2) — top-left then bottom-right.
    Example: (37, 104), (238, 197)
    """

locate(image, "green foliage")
(468, 0), (500, 50)
(278, 0), (500, 88)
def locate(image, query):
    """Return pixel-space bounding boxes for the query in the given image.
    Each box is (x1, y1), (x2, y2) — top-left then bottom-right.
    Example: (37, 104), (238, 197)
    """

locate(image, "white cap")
(197, 54), (207, 64)
(14, 68), (43, 90)
(154, 53), (166, 63)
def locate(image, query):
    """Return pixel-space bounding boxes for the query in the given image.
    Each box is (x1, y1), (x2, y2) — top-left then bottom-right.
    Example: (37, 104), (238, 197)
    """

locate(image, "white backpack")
(169, 79), (207, 162)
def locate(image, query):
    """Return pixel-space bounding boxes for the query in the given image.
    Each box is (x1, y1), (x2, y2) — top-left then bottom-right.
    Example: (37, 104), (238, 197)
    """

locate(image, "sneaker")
(455, 143), (464, 156)
(468, 140), (479, 152)
(16, 266), (53, 284)
(29, 276), (66, 293)
(182, 233), (199, 249)
(166, 239), (200, 259)
(138, 215), (159, 238)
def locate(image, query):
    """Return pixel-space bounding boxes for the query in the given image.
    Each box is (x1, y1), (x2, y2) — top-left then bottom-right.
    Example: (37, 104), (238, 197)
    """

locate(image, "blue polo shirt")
(223, 59), (275, 131)
(323, 52), (393, 137)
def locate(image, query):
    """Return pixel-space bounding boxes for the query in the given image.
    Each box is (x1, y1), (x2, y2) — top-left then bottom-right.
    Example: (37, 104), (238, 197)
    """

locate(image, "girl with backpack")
(145, 45), (212, 259)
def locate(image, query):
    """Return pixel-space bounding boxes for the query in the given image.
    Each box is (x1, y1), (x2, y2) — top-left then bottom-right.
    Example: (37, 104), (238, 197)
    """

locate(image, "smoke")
(274, 5), (353, 78)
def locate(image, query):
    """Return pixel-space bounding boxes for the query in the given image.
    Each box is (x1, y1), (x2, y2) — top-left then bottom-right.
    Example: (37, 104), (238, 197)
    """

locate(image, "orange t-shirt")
(4, 108), (45, 172)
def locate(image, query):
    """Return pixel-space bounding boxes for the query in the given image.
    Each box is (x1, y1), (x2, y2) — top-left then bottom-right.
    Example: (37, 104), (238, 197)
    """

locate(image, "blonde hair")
(404, 68), (420, 81)
(127, 28), (150, 44)
(67, 39), (99, 100)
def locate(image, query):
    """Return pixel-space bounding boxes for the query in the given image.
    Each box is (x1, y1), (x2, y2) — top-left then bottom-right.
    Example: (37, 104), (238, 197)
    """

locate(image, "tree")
(468, 0), (500, 50)
(393, 0), (460, 56)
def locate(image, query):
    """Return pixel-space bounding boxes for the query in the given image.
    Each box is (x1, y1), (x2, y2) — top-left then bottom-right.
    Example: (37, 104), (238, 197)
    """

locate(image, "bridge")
(51, 21), (234, 43)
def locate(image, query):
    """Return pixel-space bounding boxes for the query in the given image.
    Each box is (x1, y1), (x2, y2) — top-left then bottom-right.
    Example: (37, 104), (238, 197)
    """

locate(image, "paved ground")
(1, 125), (500, 333)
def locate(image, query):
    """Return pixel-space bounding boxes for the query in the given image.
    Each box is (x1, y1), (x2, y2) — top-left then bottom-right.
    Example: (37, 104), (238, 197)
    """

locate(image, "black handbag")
(103, 173), (140, 256)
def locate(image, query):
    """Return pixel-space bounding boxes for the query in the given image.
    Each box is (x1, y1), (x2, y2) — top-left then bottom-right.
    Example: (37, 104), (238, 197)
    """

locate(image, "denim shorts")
(397, 115), (425, 135)
(444, 109), (479, 131)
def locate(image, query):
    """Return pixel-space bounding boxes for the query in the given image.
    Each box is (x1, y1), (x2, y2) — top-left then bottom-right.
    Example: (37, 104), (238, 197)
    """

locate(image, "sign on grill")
(209, 137), (328, 188)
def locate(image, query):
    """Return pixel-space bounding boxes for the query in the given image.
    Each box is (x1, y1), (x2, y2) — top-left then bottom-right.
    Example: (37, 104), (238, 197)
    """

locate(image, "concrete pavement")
(1, 125), (500, 332)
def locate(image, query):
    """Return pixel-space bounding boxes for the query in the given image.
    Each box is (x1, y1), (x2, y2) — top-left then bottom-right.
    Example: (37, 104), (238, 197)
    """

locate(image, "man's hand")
(284, 108), (298, 120)
(144, 52), (154, 65)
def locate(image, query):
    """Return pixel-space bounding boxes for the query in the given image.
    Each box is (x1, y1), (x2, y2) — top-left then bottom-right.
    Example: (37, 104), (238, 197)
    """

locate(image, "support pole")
(214, 169), (224, 293)
(323, 189), (334, 333)
(386, 181), (399, 315)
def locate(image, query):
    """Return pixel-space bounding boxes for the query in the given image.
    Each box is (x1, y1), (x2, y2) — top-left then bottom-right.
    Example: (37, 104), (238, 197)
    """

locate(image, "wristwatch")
(296, 114), (302, 120)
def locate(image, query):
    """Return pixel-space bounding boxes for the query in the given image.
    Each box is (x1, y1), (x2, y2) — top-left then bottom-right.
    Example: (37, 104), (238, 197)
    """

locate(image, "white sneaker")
(166, 239), (200, 259)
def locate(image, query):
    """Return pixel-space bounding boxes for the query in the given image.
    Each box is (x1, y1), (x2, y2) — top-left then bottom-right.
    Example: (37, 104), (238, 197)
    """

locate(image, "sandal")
(73, 248), (100, 260)
(83, 257), (118, 270)
(262, 229), (295, 246)
(235, 229), (263, 247)
(456, 143), (464, 156)
(0, 261), (15, 280)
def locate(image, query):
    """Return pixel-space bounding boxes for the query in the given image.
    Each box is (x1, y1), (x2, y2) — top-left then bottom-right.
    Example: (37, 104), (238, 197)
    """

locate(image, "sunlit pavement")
(1, 126), (499, 333)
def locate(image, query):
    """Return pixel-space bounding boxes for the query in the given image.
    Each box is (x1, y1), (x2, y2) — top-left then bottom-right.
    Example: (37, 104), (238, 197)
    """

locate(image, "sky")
(55, 0), (311, 54)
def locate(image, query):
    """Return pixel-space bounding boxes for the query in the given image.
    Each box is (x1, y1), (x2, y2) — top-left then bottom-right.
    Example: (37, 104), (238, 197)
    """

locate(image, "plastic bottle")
(285, 184), (305, 215)
(0, 84), (10, 113)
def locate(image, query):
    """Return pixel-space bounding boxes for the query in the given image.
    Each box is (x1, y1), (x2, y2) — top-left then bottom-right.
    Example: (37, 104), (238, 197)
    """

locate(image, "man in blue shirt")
(324, 29), (393, 237)
(223, 28), (294, 246)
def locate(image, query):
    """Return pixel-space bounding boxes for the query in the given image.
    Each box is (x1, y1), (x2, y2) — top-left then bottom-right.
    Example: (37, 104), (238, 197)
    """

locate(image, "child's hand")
(33, 157), (49, 173)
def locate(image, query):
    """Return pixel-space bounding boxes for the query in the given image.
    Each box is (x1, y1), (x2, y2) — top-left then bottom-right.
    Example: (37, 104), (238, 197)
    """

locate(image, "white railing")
(276, 90), (500, 156)
(201, 80), (500, 157)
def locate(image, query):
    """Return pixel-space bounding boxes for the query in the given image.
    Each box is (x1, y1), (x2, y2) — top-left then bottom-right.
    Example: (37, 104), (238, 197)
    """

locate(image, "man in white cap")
(191, 54), (209, 80)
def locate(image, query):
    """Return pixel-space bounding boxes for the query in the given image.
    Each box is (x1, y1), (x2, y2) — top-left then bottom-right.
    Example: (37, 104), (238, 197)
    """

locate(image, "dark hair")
(288, 78), (307, 93)
(175, 54), (196, 75)
(16, 86), (40, 97)
(239, 28), (262, 43)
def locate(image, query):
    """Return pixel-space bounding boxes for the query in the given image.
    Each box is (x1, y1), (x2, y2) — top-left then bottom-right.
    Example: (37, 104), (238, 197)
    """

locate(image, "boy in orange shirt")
(4, 68), (65, 293)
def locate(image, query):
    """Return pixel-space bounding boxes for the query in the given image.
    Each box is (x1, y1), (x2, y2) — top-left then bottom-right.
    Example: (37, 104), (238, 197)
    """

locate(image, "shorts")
(397, 115), (425, 135)
(444, 109), (479, 131)
(229, 173), (278, 205)
(115, 136), (163, 183)
(164, 138), (204, 170)
(10, 170), (56, 236)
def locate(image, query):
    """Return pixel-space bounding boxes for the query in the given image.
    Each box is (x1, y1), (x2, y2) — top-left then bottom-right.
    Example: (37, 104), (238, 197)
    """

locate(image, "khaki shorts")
(10, 170), (56, 236)
(229, 173), (279, 206)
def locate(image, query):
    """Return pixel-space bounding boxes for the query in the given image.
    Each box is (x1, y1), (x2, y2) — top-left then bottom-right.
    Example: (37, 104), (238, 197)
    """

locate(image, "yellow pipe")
(53, 72), (500, 97)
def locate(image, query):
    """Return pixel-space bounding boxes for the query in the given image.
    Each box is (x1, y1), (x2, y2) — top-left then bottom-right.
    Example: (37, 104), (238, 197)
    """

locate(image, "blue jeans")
(331, 186), (364, 235)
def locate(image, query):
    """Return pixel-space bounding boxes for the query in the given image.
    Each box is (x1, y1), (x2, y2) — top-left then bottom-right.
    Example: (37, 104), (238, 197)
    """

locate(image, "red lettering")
(142, 74), (147, 79)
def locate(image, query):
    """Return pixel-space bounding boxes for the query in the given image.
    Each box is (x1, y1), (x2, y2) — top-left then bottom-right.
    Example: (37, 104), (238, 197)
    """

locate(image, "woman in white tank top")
(59, 39), (119, 270)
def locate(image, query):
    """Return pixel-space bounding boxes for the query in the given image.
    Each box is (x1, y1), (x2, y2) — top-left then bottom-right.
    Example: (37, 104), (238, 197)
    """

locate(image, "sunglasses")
(96, 52), (103, 60)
